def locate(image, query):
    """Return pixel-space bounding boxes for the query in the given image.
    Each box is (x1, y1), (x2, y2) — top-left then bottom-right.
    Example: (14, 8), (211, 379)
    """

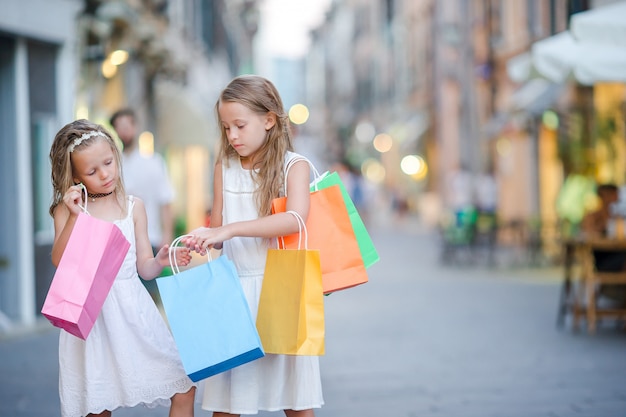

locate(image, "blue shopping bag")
(156, 237), (264, 382)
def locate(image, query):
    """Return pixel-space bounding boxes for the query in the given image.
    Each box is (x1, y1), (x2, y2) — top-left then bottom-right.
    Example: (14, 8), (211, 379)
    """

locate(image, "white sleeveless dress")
(58, 196), (194, 417)
(201, 152), (324, 414)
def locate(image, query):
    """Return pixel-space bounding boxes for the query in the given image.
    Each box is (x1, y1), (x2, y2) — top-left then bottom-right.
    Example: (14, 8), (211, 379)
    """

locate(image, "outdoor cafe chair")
(573, 238), (626, 333)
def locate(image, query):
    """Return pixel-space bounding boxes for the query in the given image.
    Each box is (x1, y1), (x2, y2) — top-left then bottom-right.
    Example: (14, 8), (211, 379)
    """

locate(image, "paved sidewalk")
(2, 219), (626, 417)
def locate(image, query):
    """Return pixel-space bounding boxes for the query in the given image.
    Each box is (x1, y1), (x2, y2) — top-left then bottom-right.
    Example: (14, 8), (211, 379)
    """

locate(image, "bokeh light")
(355, 121), (376, 143)
(496, 137), (512, 156)
(401, 154), (428, 180)
(401, 155), (420, 175)
(542, 110), (559, 130)
(401, 155), (422, 175)
(75, 105), (89, 120)
(101, 59), (117, 79)
(138, 131), (154, 156)
(109, 49), (129, 66)
(373, 133), (393, 153)
(289, 103), (310, 125)
(361, 158), (385, 183)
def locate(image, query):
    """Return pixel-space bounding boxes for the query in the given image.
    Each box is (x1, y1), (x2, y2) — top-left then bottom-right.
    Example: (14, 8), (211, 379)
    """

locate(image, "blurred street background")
(2, 0), (626, 415)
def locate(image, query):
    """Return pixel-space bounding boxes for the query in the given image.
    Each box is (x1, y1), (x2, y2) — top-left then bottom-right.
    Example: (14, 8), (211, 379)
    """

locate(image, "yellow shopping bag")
(256, 211), (325, 355)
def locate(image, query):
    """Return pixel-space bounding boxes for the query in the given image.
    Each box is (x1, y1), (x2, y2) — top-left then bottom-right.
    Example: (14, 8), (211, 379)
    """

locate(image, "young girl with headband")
(49, 119), (196, 417)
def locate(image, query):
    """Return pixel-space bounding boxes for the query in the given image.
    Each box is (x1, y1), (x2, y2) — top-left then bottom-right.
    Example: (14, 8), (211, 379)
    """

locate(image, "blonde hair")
(216, 75), (294, 216)
(49, 119), (125, 216)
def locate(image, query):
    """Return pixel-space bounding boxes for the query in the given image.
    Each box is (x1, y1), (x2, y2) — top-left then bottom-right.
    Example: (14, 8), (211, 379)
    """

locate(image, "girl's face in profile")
(71, 138), (119, 195)
(219, 101), (276, 166)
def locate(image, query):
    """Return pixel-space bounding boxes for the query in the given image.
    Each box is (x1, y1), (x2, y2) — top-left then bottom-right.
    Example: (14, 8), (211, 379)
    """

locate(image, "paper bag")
(272, 157), (368, 293)
(42, 212), (130, 339)
(312, 171), (379, 268)
(256, 211), (325, 355)
(157, 238), (264, 382)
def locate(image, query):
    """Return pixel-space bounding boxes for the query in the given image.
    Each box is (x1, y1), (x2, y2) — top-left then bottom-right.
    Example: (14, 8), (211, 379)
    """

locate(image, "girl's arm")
(187, 159), (310, 252)
(51, 205), (79, 267)
(134, 198), (190, 280)
(209, 160), (224, 248)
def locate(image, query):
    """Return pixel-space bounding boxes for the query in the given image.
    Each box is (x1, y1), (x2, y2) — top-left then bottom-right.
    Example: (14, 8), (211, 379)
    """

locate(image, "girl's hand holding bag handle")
(156, 236), (264, 382)
(42, 184), (131, 340)
(271, 157), (369, 294)
(256, 211), (325, 355)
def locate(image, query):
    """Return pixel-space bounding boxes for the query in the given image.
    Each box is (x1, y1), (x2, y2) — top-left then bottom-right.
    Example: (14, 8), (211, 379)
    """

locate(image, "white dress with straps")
(201, 152), (324, 414)
(58, 196), (194, 417)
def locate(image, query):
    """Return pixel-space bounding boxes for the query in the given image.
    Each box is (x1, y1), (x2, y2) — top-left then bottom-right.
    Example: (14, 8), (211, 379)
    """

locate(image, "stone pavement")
(1, 218), (626, 417)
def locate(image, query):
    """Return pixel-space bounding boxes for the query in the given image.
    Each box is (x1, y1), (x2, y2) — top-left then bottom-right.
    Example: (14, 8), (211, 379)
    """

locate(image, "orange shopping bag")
(271, 157), (367, 294)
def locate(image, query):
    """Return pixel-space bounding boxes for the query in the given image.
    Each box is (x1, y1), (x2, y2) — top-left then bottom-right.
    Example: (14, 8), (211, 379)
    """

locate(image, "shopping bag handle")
(76, 183), (91, 215)
(280, 210), (308, 250)
(283, 156), (321, 196)
(168, 234), (211, 274)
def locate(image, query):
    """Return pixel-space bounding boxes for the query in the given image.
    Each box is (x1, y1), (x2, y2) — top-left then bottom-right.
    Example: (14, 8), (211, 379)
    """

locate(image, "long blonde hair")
(216, 75), (294, 216)
(49, 119), (125, 216)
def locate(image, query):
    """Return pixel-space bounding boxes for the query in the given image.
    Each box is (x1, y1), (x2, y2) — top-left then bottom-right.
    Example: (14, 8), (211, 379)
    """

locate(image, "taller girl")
(49, 119), (196, 417)
(184, 75), (323, 416)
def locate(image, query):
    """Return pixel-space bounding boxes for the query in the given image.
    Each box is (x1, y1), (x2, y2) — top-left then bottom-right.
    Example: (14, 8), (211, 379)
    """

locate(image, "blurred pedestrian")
(581, 183), (626, 305)
(110, 108), (175, 301)
(48, 119), (196, 417)
(445, 163), (476, 227)
(581, 183), (620, 239)
(110, 108), (175, 250)
(183, 75), (324, 417)
(332, 161), (371, 224)
(474, 168), (498, 229)
(474, 168), (498, 217)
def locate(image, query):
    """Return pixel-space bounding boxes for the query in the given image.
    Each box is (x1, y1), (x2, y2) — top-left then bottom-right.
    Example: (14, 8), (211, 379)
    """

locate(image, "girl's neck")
(84, 193), (127, 221)
(239, 155), (255, 170)
(87, 190), (114, 202)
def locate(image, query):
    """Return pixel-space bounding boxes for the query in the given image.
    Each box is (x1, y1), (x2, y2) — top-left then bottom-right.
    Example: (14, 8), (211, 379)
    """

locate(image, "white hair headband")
(68, 131), (107, 152)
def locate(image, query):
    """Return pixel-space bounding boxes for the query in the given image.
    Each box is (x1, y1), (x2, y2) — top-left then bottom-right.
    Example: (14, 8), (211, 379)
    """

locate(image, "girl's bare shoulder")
(52, 202), (70, 219)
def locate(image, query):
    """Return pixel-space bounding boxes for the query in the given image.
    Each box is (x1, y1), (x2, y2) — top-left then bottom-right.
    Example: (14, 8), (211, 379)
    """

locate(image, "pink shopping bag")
(42, 212), (130, 339)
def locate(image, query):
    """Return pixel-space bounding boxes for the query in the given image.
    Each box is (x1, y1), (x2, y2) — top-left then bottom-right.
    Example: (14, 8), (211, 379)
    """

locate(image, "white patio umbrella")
(509, 1), (626, 85)
(570, 0), (626, 47)
(531, 30), (626, 85)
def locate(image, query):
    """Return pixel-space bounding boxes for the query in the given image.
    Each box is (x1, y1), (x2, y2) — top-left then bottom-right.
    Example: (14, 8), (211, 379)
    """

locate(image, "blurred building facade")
(305, 0), (435, 222)
(304, 0), (625, 244)
(0, 0), (83, 330)
(502, 0), (626, 241)
(305, 0), (569, 225)
(76, 0), (258, 231)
